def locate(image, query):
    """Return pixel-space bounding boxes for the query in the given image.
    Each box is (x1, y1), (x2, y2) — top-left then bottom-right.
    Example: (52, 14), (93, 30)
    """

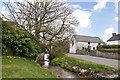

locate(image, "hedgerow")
(97, 45), (120, 53)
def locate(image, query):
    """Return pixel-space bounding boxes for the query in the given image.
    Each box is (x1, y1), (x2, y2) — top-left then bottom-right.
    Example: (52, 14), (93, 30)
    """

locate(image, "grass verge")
(50, 55), (116, 76)
(2, 56), (56, 78)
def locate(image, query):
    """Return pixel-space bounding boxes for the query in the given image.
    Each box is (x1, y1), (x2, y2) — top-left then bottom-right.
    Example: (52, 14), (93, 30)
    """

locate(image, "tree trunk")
(35, 53), (44, 63)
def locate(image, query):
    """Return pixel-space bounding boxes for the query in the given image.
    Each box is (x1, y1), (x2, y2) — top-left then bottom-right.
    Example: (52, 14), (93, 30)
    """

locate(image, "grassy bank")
(50, 55), (116, 76)
(2, 56), (56, 78)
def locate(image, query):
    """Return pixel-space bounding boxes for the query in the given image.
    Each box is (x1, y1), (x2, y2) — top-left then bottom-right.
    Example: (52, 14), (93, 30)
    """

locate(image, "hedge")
(2, 21), (45, 59)
(97, 45), (120, 53)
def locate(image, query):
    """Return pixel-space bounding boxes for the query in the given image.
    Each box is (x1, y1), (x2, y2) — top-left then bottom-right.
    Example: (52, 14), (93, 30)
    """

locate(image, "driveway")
(65, 53), (120, 69)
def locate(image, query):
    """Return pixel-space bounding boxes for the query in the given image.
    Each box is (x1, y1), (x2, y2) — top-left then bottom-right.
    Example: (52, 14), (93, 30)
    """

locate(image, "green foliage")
(50, 55), (116, 75)
(50, 40), (69, 60)
(2, 21), (45, 59)
(2, 56), (56, 78)
(97, 45), (120, 49)
(2, 44), (7, 55)
(97, 45), (120, 53)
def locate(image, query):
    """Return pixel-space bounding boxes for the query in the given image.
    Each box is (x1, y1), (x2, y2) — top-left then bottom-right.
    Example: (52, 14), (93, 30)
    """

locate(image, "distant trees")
(2, 0), (79, 54)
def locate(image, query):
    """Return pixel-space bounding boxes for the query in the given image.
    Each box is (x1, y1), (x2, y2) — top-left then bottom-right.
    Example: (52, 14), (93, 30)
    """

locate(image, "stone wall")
(90, 50), (120, 59)
(76, 50), (89, 55)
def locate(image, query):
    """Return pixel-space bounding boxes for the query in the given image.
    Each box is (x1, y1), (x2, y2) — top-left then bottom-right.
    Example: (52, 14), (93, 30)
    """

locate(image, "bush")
(97, 45), (120, 53)
(2, 21), (45, 59)
(2, 44), (7, 55)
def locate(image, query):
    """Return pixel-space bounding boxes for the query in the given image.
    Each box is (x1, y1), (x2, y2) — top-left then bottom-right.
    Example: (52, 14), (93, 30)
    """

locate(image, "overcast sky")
(0, 0), (119, 42)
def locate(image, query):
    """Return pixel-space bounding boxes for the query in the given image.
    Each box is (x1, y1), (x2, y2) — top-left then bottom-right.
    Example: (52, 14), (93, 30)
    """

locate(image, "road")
(65, 53), (120, 69)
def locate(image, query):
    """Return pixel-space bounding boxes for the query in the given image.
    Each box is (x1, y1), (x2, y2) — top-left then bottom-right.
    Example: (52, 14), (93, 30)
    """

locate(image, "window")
(88, 42), (90, 44)
(93, 47), (95, 50)
(82, 47), (84, 50)
(98, 43), (101, 45)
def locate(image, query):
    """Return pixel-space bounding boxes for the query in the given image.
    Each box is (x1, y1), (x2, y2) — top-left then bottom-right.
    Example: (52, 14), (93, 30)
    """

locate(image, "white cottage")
(107, 33), (120, 45)
(69, 35), (104, 53)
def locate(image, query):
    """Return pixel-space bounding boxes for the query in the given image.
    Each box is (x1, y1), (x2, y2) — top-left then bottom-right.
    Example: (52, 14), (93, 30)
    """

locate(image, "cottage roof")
(107, 34), (120, 42)
(73, 35), (104, 43)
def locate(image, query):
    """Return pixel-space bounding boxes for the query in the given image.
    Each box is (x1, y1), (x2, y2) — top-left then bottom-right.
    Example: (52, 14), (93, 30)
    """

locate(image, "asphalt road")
(65, 53), (120, 69)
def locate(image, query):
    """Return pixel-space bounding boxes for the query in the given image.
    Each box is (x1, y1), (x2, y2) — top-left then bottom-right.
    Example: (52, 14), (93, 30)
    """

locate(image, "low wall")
(90, 50), (120, 59)
(76, 50), (89, 55)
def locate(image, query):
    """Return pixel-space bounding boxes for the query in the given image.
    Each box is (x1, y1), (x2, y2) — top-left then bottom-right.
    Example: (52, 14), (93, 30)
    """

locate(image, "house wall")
(76, 42), (101, 50)
(107, 40), (120, 45)
(69, 38), (77, 53)
(90, 43), (99, 50)
(76, 42), (88, 50)
(69, 39), (103, 54)
(69, 43), (76, 53)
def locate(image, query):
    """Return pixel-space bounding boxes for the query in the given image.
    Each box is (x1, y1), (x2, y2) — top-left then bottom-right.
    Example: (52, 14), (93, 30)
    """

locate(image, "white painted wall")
(69, 43), (76, 53)
(107, 40), (120, 45)
(76, 42), (88, 50)
(90, 43), (99, 50)
(69, 41), (103, 53)
(76, 42), (100, 50)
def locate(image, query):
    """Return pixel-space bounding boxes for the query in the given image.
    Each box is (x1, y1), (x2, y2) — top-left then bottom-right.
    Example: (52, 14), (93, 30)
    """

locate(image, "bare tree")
(1, 0), (79, 54)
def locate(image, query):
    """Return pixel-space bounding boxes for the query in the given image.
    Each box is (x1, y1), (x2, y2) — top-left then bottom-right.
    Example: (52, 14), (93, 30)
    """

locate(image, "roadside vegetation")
(97, 45), (120, 53)
(2, 56), (56, 78)
(50, 55), (116, 77)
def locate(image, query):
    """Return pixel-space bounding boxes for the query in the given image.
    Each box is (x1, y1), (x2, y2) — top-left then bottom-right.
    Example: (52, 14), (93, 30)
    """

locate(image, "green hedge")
(97, 45), (120, 52)
(2, 43), (7, 55)
(2, 21), (45, 59)
(98, 45), (120, 49)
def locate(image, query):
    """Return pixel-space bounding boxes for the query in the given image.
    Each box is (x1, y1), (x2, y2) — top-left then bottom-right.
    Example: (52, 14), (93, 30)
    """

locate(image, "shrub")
(2, 44), (7, 55)
(97, 45), (120, 53)
(2, 21), (45, 59)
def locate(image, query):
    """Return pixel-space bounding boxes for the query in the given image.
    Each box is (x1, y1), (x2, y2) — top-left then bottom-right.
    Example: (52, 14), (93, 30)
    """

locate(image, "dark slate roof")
(107, 34), (120, 42)
(73, 35), (104, 43)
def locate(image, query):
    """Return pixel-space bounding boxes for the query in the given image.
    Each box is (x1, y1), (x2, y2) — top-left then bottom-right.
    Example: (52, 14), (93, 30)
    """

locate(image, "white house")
(69, 35), (104, 53)
(107, 33), (120, 45)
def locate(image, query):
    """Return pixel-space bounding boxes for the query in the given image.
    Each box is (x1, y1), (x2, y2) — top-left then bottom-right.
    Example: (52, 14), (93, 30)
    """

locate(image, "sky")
(66, 1), (119, 42)
(0, 0), (119, 42)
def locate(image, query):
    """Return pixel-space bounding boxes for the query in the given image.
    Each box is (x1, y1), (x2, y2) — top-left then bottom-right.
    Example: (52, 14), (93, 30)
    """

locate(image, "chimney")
(112, 33), (116, 37)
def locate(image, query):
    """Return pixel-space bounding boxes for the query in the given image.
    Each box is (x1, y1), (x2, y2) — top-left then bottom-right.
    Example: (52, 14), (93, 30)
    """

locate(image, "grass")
(2, 56), (56, 78)
(50, 55), (116, 76)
